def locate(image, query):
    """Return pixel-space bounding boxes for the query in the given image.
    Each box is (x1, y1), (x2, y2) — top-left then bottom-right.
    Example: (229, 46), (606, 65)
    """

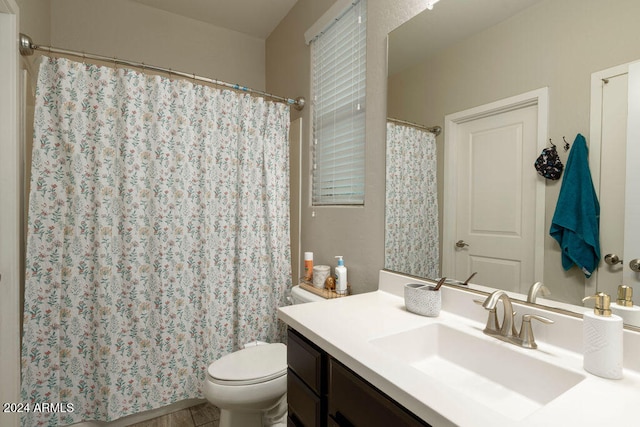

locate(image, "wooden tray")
(299, 282), (349, 299)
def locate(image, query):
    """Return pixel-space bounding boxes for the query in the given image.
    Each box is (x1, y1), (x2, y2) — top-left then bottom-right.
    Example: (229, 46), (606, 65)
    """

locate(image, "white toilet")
(204, 285), (324, 427)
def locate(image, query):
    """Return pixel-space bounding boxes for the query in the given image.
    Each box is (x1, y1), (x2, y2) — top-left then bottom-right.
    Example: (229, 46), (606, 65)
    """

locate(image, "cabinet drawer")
(288, 369), (322, 427)
(328, 359), (431, 427)
(287, 328), (325, 394)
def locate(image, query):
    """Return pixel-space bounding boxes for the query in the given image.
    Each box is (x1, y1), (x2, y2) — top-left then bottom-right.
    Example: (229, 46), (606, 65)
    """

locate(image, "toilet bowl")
(204, 343), (288, 427)
(204, 285), (322, 427)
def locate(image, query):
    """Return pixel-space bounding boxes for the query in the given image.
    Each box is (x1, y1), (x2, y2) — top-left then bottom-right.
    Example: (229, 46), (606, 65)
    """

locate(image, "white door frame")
(625, 63), (640, 290)
(588, 63), (630, 194)
(587, 62), (631, 298)
(0, 1), (22, 426)
(442, 88), (548, 284)
(591, 60), (640, 296)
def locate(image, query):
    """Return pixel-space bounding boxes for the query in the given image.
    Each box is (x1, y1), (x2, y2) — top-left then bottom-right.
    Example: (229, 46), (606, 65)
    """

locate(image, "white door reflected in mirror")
(443, 91), (546, 295)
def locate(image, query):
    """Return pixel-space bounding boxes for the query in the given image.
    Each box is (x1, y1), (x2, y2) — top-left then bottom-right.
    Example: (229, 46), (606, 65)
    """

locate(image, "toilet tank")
(290, 285), (325, 304)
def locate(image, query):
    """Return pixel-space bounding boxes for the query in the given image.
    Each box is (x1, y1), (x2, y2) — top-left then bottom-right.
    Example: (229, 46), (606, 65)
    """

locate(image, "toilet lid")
(208, 343), (287, 385)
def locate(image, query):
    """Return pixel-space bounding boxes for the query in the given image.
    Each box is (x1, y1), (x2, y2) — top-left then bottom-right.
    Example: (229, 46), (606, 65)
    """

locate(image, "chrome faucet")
(482, 290), (515, 337)
(527, 281), (550, 303)
(476, 290), (554, 349)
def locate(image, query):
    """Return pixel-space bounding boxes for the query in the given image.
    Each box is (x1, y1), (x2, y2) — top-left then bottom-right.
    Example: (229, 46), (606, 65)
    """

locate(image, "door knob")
(604, 254), (623, 265)
(630, 259), (640, 272)
(455, 240), (469, 248)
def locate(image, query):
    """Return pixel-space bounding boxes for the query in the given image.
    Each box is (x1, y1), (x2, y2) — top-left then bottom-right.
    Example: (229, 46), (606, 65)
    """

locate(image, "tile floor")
(127, 402), (220, 427)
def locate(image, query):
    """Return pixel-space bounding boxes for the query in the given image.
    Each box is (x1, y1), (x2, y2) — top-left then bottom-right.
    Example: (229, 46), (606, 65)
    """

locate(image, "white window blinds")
(311, 0), (366, 205)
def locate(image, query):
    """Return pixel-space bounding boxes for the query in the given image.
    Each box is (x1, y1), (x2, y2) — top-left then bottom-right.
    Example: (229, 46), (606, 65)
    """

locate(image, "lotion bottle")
(610, 285), (640, 325)
(334, 256), (348, 295)
(582, 292), (623, 379)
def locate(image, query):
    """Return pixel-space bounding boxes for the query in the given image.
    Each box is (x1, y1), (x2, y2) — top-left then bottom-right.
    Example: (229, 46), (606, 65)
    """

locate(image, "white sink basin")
(369, 323), (585, 421)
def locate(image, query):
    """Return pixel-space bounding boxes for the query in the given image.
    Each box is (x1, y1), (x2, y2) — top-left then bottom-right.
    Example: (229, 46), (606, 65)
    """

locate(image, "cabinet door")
(288, 328), (326, 395)
(288, 369), (322, 427)
(328, 359), (430, 427)
(287, 328), (328, 427)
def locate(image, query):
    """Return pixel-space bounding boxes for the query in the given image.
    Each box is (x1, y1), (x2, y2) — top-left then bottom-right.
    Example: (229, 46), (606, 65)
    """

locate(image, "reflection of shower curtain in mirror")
(21, 56), (291, 426)
(385, 122), (439, 278)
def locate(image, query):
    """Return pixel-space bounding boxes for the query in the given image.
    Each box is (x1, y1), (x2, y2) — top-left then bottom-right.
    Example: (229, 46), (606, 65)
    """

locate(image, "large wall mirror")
(385, 0), (640, 326)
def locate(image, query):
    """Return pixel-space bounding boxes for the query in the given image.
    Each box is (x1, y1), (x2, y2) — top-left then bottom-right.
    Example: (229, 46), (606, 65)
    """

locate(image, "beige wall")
(17, 0), (50, 44)
(267, 0), (430, 293)
(49, 0), (265, 91)
(387, 0), (640, 304)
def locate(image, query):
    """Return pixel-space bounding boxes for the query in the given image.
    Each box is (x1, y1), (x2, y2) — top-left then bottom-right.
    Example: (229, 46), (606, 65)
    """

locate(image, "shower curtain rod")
(18, 33), (306, 111)
(387, 117), (442, 136)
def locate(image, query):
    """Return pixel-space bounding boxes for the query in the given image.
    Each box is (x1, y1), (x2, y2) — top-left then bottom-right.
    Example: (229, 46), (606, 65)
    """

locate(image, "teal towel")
(550, 134), (600, 277)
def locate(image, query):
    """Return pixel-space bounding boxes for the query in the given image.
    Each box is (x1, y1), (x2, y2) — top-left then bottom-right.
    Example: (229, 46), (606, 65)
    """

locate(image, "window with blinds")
(311, 0), (366, 206)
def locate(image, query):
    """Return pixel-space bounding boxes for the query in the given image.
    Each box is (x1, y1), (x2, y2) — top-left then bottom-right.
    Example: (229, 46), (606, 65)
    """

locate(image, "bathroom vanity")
(278, 270), (640, 427)
(287, 327), (428, 427)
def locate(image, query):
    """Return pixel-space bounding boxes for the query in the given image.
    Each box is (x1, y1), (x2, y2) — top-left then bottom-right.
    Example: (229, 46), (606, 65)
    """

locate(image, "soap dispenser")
(334, 256), (348, 295)
(610, 285), (640, 325)
(582, 292), (623, 379)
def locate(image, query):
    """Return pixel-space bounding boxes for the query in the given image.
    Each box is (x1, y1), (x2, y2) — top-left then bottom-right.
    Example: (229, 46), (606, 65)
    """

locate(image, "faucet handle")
(519, 314), (554, 349)
(524, 314), (554, 324)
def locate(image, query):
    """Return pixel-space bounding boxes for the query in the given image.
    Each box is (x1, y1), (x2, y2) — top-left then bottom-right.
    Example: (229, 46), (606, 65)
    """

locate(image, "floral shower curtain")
(385, 122), (439, 278)
(21, 56), (291, 426)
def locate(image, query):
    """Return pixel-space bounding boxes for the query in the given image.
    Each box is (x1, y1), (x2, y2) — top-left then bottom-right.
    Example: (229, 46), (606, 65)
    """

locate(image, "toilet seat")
(208, 343), (287, 386)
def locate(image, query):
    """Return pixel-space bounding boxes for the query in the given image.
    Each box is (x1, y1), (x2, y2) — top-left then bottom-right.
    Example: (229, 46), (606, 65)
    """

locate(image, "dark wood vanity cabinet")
(328, 359), (431, 427)
(287, 328), (431, 427)
(287, 328), (328, 427)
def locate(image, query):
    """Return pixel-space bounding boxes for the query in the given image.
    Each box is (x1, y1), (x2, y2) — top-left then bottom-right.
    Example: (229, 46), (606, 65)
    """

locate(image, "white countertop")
(278, 275), (640, 427)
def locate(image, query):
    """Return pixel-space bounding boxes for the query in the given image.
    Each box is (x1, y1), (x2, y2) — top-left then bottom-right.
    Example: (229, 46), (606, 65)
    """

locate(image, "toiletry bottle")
(304, 252), (313, 282)
(610, 285), (640, 325)
(334, 256), (348, 295)
(582, 292), (623, 379)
